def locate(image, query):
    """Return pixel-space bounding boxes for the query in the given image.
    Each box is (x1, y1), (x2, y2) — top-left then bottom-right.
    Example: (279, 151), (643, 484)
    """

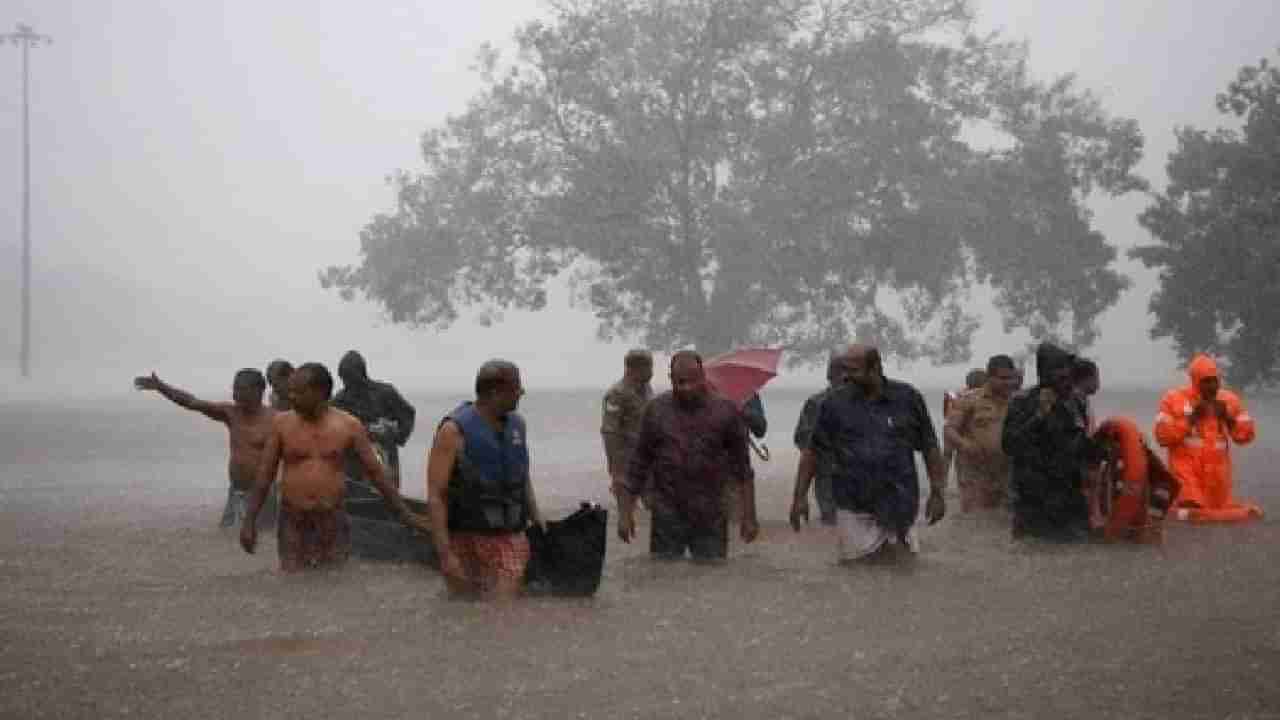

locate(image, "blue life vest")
(445, 402), (530, 533)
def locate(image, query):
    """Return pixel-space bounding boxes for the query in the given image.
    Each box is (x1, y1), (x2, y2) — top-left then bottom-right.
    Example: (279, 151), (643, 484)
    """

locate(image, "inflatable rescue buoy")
(1174, 503), (1263, 524)
(1094, 417), (1179, 543)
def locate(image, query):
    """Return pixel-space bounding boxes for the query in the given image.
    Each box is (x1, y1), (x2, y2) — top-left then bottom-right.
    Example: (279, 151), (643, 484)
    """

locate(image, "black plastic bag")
(525, 502), (608, 597)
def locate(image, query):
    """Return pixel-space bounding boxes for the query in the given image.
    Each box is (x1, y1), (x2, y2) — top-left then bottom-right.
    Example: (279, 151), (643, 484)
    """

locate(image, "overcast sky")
(1, 0), (1278, 397)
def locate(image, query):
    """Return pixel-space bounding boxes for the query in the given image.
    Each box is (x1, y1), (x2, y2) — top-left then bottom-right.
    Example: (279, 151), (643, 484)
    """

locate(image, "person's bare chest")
(227, 411), (274, 454)
(281, 421), (348, 466)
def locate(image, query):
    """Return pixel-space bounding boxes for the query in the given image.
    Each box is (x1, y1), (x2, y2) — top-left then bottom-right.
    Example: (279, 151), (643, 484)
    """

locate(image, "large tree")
(323, 0), (1145, 363)
(1133, 54), (1280, 388)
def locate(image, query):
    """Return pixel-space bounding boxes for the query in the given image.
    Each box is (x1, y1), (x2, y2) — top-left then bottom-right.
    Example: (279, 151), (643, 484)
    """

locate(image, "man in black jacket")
(333, 350), (416, 489)
(1002, 343), (1099, 541)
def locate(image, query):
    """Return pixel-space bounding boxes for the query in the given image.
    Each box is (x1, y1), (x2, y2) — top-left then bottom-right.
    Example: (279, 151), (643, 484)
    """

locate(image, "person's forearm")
(427, 494), (451, 556)
(740, 473), (758, 521)
(243, 462), (276, 525)
(156, 380), (198, 409)
(525, 477), (541, 526)
(395, 412), (415, 446)
(924, 447), (946, 493)
(617, 485), (637, 516)
(793, 452), (816, 502)
(623, 449), (652, 498)
(368, 466), (411, 517)
(602, 433), (627, 476)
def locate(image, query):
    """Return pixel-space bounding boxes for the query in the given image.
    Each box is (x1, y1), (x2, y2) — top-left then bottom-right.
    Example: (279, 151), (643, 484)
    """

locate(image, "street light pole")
(4, 23), (51, 379)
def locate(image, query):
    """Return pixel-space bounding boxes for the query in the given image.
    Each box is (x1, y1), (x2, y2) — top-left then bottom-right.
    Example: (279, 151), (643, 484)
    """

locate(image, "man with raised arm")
(134, 368), (278, 529)
(239, 363), (425, 572)
(1002, 343), (1099, 541)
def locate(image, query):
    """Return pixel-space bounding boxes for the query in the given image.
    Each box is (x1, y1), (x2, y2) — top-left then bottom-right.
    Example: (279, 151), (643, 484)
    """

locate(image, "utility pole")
(4, 23), (51, 379)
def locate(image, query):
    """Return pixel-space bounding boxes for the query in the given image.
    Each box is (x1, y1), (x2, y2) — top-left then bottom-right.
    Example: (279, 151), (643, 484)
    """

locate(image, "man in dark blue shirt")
(790, 344), (946, 562)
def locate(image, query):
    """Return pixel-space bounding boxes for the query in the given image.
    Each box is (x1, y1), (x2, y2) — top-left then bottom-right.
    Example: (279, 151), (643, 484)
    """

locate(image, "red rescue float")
(1093, 417), (1180, 543)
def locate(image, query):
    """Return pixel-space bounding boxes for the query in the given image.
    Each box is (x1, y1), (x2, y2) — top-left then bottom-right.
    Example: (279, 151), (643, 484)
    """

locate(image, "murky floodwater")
(2, 389), (1278, 719)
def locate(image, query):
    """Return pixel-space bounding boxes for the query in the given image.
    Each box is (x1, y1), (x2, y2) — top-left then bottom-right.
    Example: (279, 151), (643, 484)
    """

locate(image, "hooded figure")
(1002, 343), (1099, 540)
(333, 350), (416, 488)
(1153, 354), (1260, 522)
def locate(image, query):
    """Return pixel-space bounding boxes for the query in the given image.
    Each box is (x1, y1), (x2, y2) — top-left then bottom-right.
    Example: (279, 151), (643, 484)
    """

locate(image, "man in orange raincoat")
(1153, 354), (1261, 522)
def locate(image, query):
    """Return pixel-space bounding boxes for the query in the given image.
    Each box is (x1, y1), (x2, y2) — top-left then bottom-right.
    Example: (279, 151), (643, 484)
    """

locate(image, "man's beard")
(673, 390), (704, 409)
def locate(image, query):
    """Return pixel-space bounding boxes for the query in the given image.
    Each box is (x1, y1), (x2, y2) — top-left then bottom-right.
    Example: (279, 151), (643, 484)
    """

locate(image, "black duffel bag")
(525, 502), (608, 597)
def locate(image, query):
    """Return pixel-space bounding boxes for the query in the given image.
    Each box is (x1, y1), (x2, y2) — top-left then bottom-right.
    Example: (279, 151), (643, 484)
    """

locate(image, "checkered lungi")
(451, 531), (531, 591)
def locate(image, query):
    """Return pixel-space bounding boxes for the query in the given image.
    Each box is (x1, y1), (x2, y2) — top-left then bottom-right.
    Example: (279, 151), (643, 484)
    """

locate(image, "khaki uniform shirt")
(945, 386), (1012, 503)
(601, 380), (652, 476)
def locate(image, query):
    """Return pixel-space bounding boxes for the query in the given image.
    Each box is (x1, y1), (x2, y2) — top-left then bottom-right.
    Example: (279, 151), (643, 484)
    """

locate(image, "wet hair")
(964, 368), (988, 389)
(233, 368), (266, 391)
(475, 360), (520, 398)
(669, 350), (703, 372)
(624, 349), (653, 370)
(295, 362), (334, 399)
(266, 359), (293, 380)
(1072, 358), (1099, 381)
(987, 354), (1016, 375)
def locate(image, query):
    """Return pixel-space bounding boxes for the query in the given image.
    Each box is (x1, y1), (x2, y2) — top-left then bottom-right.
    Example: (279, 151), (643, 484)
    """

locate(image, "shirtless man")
(134, 369), (278, 529)
(265, 359), (294, 411)
(239, 362), (426, 572)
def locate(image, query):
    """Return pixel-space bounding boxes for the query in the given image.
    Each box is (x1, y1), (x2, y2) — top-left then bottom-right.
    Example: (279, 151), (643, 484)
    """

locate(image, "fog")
(2, 0), (1278, 399)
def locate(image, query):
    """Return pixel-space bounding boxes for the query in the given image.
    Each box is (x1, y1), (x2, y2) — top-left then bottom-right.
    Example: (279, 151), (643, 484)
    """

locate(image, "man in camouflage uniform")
(602, 349), (654, 500)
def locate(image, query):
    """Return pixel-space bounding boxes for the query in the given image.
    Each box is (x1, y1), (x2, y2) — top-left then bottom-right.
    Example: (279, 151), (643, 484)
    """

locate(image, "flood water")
(2, 387), (1278, 718)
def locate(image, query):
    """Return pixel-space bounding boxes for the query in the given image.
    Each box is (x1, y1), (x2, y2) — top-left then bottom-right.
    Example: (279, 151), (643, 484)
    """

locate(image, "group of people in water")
(135, 340), (1261, 599)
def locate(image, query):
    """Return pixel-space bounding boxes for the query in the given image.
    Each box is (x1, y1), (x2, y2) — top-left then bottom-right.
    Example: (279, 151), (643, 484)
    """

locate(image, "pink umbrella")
(704, 347), (784, 409)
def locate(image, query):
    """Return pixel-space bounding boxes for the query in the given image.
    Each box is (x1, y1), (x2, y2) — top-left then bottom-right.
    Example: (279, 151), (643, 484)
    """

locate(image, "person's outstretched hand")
(134, 372), (161, 392)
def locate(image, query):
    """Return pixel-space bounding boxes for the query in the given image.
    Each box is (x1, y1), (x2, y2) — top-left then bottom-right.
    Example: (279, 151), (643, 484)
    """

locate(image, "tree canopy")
(323, 0), (1145, 363)
(1133, 53), (1280, 388)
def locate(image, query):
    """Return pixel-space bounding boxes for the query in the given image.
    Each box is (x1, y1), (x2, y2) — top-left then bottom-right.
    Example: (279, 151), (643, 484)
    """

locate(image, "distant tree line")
(321, 0), (1277, 386)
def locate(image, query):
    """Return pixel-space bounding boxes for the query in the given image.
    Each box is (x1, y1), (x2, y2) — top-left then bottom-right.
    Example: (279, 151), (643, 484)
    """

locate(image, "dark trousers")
(1011, 479), (1088, 540)
(650, 508), (728, 561)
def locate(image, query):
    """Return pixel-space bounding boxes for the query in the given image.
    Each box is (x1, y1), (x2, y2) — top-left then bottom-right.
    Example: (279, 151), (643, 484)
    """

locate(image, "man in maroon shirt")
(616, 351), (759, 561)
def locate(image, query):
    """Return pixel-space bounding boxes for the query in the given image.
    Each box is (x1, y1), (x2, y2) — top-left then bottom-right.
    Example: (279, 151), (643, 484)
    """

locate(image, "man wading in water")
(134, 368), (278, 529)
(240, 363), (425, 572)
(790, 344), (946, 562)
(427, 360), (544, 599)
(617, 351), (759, 562)
(333, 350), (416, 489)
(602, 349), (654, 504)
(265, 359), (294, 411)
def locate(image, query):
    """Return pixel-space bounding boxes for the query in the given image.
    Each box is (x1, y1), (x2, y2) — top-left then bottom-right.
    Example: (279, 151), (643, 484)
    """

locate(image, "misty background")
(2, 0), (1278, 398)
